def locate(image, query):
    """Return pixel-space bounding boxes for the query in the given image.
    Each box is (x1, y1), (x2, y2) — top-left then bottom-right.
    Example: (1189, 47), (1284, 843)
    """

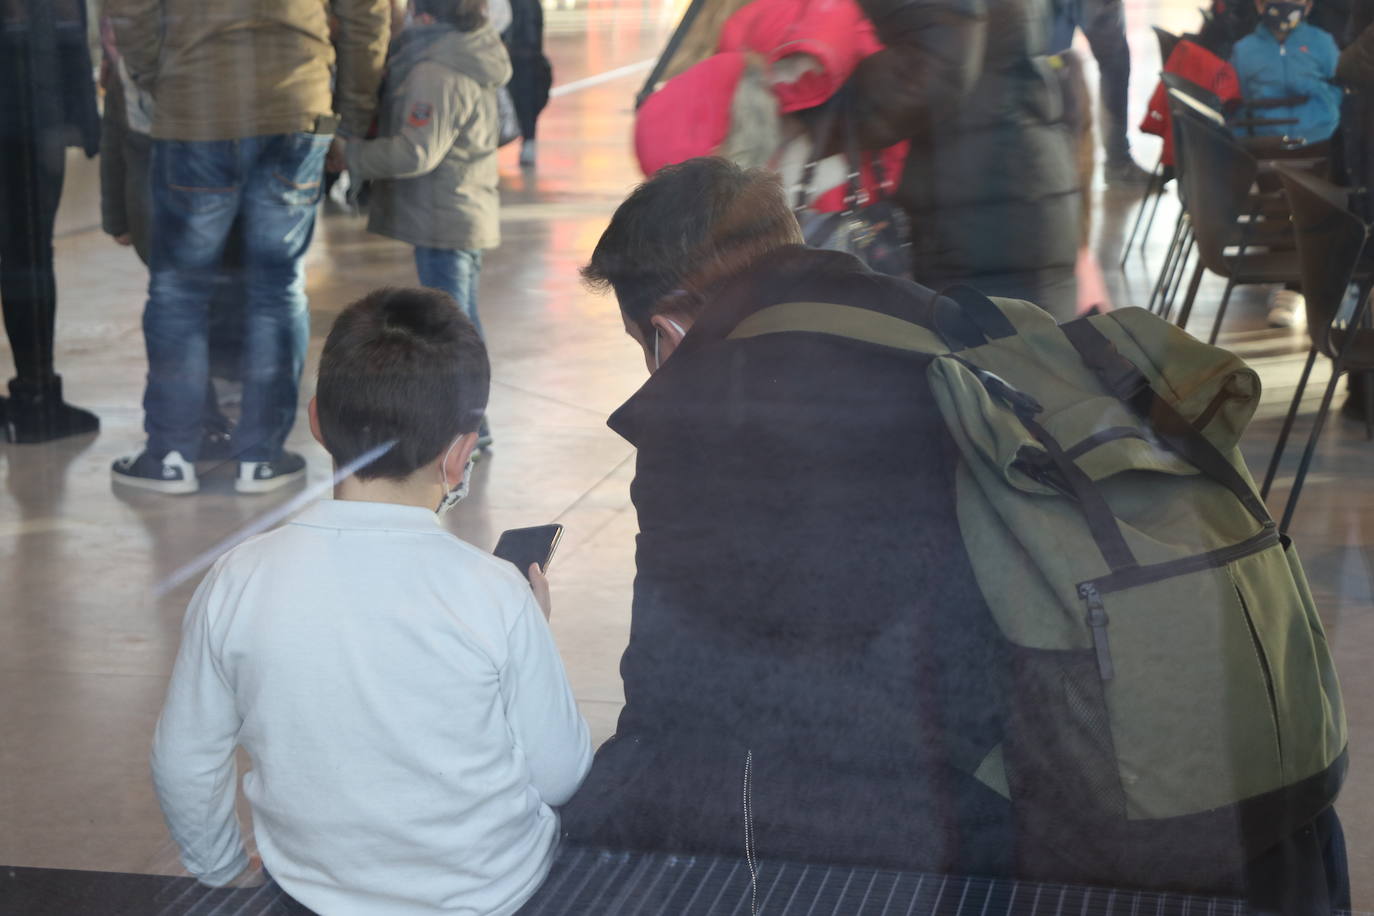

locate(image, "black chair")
(1145, 80), (1217, 318)
(1149, 87), (1294, 323)
(1153, 24), (1182, 64)
(1118, 28), (1183, 267)
(1171, 111), (1305, 343)
(1261, 167), (1374, 531)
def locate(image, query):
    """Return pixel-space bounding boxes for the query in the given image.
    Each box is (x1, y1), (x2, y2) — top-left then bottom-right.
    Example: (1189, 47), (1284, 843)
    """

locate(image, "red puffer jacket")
(1141, 39), (1242, 166)
(717, 0), (884, 113)
(634, 0), (908, 212)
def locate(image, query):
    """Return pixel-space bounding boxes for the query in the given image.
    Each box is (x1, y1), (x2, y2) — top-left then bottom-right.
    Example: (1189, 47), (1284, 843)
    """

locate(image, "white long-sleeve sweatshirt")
(151, 499), (593, 916)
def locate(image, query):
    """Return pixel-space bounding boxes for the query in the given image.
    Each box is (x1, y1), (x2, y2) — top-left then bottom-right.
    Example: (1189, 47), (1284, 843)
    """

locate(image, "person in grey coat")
(346, 0), (511, 447)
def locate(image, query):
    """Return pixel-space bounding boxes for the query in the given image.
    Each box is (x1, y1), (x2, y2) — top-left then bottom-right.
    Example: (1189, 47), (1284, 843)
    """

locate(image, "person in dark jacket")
(0, 0), (101, 443)
(503, 0), (552, 167)
(559, 157), (1014, 875)
(844, 0), (1082, 320)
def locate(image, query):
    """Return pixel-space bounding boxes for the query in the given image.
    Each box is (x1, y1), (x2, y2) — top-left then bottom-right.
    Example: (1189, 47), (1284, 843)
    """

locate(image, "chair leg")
(1261, 346), (1318, 500)
(1176, 261), (1206, 332)
(1120, 165), (1161, 267)
(1149, 211), (1187, 315)
(1364, 370), (1374, 441)
(1279, 362), (1346, 534)
(1161, 229), (1195, 323)
(1208, 279), (1237, 345)
(1140, 174), (1168, 255)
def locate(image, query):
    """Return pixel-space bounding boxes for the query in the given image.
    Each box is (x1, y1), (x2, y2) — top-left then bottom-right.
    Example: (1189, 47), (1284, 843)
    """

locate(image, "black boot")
(5, 376), (99, 444)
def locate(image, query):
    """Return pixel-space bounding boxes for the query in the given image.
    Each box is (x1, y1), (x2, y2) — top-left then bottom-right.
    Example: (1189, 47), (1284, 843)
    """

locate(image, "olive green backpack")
(728, 290), (1347, 888)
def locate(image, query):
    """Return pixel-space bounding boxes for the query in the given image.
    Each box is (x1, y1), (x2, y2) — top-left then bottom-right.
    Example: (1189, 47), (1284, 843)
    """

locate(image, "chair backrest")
(1172, 110), (1260, 276)
(1163, 73), (1226, 125)
(1153, 26), (1182, 65)
(1276, 167), (1369, 357)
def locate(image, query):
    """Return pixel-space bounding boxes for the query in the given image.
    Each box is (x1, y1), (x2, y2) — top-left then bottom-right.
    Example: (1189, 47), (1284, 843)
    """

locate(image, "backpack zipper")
(1078, 583), (1115, 681)
(1075, 526), (1281, 682)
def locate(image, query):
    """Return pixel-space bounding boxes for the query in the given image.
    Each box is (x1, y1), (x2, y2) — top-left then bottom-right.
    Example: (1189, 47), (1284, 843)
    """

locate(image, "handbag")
(496, 87), (521, 147)
(795, 94), (912, 280)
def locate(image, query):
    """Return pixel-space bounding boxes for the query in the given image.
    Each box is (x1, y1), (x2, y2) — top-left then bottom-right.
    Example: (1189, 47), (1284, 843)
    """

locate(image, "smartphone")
(492, 524), (564, 581)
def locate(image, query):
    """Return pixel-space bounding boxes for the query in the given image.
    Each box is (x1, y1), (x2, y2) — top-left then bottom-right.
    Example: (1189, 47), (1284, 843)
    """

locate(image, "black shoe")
(236, 450), (307, 494)
(111, 449), (200, 495)
(199, 422), (236, 462)
(4, 376), (99, 444)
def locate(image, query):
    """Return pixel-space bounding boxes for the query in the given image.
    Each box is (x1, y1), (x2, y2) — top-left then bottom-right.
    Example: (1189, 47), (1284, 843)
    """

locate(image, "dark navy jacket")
(560, 246), (1013, 875)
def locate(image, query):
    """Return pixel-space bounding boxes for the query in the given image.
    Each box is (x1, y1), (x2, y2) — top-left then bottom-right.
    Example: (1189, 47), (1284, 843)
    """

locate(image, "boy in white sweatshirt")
(150, 286), (593, 916)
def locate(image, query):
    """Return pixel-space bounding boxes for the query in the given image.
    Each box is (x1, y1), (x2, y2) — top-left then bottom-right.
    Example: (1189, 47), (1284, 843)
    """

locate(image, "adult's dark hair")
(317, 287), (490, 481)
(581, 157), (803, 334)
(413, 0), (488, 30)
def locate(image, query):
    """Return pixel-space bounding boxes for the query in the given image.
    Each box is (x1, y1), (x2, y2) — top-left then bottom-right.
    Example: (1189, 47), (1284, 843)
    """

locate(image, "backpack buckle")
(1076, 336), (1150, 402)
(1100, 362), (1150, 402)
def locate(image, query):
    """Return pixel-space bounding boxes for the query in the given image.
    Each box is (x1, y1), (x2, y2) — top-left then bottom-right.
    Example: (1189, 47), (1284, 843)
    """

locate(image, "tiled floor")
(2, 0), (1372, 906)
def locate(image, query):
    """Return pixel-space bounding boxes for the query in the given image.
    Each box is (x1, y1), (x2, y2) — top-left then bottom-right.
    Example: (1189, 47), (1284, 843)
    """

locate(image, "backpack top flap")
(928, 304), (1262, 495)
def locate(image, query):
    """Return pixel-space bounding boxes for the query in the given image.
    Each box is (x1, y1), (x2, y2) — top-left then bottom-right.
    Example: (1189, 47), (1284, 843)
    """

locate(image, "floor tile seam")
(551, 456), (638, 565)
(490, 379), (621, 420)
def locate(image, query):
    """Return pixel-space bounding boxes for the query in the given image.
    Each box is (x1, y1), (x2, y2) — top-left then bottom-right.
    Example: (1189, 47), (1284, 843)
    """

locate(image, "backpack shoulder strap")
(724, 284), (1020, 355)
(726, 300), (951, 354)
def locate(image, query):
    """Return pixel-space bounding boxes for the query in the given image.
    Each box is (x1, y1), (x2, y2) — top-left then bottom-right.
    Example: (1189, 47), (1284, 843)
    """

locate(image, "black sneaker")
(5, 376), (100, 444)
(111, 449), (199, 495)
(236, 450), (307, 494)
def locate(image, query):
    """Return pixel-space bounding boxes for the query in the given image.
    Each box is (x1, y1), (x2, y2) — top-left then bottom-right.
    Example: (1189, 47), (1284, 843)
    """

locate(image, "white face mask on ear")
(436, 437), (476, 516)
(653, 318), (688, 370)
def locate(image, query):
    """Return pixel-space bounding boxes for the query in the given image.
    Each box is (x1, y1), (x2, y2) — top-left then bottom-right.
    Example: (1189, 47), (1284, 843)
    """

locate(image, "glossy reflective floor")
(3, 0), (1373, 905)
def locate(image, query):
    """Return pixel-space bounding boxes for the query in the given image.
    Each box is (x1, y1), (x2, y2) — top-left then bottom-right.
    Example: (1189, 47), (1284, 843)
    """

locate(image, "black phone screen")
(492, 525), (564, 581)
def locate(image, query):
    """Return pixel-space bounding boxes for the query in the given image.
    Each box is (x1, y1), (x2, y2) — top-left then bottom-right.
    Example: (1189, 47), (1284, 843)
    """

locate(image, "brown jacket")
(108, 0), (390, 141)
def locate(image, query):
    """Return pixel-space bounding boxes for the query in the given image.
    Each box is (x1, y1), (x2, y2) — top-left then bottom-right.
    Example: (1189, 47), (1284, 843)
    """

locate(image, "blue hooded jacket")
(1231, 21), (1343, 143)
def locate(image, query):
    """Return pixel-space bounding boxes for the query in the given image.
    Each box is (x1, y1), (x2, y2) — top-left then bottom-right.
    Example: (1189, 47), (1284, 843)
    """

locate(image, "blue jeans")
(1050, 0), (1133, 164)
(414, 247), (484, 339)
(143, 132), (329, 462)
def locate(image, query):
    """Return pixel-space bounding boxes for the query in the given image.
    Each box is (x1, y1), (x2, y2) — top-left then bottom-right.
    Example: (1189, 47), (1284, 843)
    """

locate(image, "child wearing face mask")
(150, 287), (592, 916)
(1231, 0), (1344, 147)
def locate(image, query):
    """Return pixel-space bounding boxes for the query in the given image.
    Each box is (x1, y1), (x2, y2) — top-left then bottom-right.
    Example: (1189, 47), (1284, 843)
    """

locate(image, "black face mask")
(1263, 1), (1307, 35)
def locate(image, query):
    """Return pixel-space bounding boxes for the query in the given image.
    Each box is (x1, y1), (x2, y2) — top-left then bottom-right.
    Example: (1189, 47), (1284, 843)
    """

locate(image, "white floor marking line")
(549, 58), (656, 99)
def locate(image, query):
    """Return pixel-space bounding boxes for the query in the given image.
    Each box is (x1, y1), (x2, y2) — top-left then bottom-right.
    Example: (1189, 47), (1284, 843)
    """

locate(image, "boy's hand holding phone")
(493, 525), (563, 620)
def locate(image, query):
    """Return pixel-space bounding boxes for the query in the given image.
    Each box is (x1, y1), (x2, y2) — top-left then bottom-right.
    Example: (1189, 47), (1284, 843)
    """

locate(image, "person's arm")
(1316, 36), (1350, 123)
(1294, 33), (1347, 119)
(499, 594), (593, 806)
(100, 80), (131, 241)
(330, 0), (391, 137)
(846, 0), (988, 150)
(346, 64), (470, 181)
(150, 569), (250, 887)
(106, 0), (162, 93)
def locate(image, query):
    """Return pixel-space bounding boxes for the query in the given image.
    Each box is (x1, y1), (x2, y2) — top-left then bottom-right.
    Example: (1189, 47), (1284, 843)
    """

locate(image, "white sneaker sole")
(111, 471), (199, 495)
(235, 467), (307, 494)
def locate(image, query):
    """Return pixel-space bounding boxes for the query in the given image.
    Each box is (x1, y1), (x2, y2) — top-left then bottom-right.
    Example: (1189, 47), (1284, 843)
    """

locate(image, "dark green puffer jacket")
(849, 0), (1082, 319)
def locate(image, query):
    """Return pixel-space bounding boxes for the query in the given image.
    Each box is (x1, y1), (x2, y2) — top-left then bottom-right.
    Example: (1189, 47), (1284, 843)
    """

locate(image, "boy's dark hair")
(317, 287), (490, 481)
(581, 157), (804, 335)
(413, 0), (488, 30)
